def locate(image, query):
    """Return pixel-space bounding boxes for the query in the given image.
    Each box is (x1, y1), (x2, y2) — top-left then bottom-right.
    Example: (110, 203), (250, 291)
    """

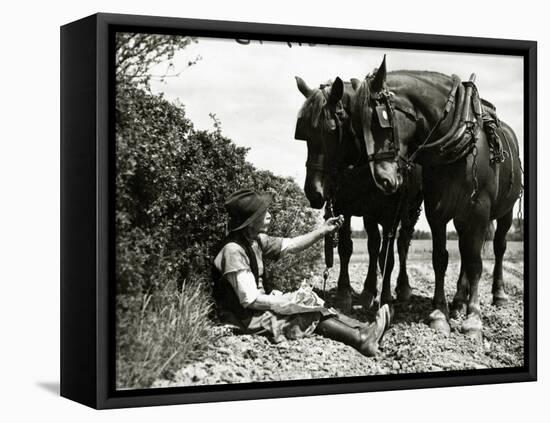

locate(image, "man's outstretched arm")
(280, 215), (344, 256)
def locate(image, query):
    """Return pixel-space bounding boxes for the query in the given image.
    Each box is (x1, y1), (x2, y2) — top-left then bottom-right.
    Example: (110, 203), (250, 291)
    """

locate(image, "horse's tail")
(498, 121), (523, 198)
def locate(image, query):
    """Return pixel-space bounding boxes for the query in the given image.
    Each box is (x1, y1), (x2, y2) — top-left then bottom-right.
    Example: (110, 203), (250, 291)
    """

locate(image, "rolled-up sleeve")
(257, 234), (290, 260)
(225, 270), (260, 308)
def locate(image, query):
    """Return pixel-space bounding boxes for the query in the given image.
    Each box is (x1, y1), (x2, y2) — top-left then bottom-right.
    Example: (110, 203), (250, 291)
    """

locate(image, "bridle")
(361, 72), (471, 174)
(365, 85), (400, 162)
(301, 84), (348, 177)
(361, 75), (417, 174)
(361, 71), (484, 203)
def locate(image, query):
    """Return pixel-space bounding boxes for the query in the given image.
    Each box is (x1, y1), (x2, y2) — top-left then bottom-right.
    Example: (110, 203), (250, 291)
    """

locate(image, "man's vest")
(211, 232), (261, 322)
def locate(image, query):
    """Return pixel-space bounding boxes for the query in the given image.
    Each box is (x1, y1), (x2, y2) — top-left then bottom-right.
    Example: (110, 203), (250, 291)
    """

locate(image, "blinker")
(375, 105), (393, 128)
(294, 117), (309, 141)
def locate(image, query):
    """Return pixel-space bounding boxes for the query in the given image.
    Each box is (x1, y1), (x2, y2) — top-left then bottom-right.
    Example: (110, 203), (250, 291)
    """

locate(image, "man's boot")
(315, 304), (390, 356)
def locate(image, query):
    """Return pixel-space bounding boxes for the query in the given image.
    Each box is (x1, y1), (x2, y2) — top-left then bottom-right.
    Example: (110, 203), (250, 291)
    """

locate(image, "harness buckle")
(367, 149), (399, 163)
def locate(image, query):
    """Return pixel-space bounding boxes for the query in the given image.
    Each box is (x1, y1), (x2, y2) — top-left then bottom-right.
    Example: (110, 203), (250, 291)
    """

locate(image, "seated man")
(212, 188), (390, 357)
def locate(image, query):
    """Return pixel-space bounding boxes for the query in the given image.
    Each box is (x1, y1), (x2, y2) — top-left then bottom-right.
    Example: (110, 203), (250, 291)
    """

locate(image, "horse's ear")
(370, 55), (387, 92)
(328, 77), (344, 105)
(350, 78), (361, 91)
(295, 76), (313, 98)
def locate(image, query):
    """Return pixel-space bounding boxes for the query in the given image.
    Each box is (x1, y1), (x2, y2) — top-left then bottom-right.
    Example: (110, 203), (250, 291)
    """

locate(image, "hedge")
(116, 85), (322, 296)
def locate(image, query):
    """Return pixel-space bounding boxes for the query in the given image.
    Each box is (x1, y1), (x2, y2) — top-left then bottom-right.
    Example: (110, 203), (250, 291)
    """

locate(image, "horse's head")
(353, 56), (417, 195)
(294, 76), (358, 209)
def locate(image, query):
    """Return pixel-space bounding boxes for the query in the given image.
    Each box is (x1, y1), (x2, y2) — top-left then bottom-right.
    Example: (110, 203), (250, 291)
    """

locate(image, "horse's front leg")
(360, 218), (380, 309)
(427, 220), (451, 335)
(395, 222), (414, 302)
(335, 214), (353, 312)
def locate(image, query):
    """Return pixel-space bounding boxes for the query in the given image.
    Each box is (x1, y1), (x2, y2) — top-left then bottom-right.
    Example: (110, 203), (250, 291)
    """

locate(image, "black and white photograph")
(114, 31), (527, 390)
(4, 0), (548, 419)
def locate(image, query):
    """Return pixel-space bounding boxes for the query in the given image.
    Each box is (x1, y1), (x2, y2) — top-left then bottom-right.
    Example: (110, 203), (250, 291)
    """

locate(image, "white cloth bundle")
(270, 282), (336, 315)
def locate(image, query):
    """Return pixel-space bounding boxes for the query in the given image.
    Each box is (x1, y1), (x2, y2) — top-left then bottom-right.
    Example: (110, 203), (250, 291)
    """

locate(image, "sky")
(148, 36), (524, 231)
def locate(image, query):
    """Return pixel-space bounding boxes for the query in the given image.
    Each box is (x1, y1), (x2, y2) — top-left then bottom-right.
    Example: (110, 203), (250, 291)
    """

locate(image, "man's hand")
(323, 215), (345, 234)
(280, 215), (345, 256)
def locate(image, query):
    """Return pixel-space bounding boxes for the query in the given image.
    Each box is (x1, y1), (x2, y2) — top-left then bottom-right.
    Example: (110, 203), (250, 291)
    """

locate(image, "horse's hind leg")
(427, 220), (451, 335)
(455, 208), (490, 340)
(492, 210), (513, 306)
(451, 216), (470, 318)
(336, 215), (353, 312)
(360, 218), (380, 309)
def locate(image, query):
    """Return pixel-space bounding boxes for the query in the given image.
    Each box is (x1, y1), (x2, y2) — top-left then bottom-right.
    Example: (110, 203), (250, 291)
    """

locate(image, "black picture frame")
(60, 12), (537, 409)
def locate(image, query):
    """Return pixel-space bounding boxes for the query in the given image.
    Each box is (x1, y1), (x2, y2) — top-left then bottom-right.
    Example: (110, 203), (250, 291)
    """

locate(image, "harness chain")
(471, 144), (479, 201)
(379, 184), (407, 306)
(322, 193), (340, 298)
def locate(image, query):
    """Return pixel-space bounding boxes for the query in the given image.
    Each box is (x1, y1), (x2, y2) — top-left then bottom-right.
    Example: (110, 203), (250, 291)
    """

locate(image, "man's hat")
(224, 189), (272, 232)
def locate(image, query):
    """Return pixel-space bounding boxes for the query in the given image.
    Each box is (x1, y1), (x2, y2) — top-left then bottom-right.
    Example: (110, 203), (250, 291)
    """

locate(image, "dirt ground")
(154, 240), (524, 388)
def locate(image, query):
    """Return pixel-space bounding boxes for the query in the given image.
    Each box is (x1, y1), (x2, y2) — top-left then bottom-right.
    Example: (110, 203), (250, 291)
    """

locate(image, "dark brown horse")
(353, 57), (522, 339)
(294, 76), (423, 311)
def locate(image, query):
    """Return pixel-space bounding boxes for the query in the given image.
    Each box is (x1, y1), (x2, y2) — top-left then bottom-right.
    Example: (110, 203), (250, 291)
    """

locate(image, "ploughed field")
(154, 240), (524, 388)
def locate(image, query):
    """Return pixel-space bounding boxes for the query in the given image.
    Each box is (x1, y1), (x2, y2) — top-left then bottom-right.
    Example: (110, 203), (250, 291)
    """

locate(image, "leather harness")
(362, 73), (483, 169)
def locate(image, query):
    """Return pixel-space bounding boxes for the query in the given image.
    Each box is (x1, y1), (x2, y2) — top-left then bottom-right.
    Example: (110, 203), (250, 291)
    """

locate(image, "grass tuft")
(116, 279), (216, 389)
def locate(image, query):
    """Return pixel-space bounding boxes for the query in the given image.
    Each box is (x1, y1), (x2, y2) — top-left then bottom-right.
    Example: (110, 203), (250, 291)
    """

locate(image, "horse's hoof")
(450, 301), (467, 319)
(335, 291), (352, 313)
(359, 290), (377, 310)
(428, 310), (450, 335)
(492, 290), (509, 307)
(396, 285), (412, 302)
(461, 314), (483, 340)
(381, 293), (394, 307)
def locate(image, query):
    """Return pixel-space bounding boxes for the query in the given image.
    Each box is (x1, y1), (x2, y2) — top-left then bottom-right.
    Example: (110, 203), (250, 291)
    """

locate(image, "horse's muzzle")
(306, 191), (325, 209)
(377, 172), (403, 195)
(374, 162), (402, 195)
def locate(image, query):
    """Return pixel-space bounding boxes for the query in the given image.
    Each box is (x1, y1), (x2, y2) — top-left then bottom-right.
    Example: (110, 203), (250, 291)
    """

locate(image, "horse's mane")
(297, 81), (362, 162)
(297, 86), (330, 131)
(388, 69), (451, 79)
(357, 69), (453, 110)
(388, 70), (455, 94)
